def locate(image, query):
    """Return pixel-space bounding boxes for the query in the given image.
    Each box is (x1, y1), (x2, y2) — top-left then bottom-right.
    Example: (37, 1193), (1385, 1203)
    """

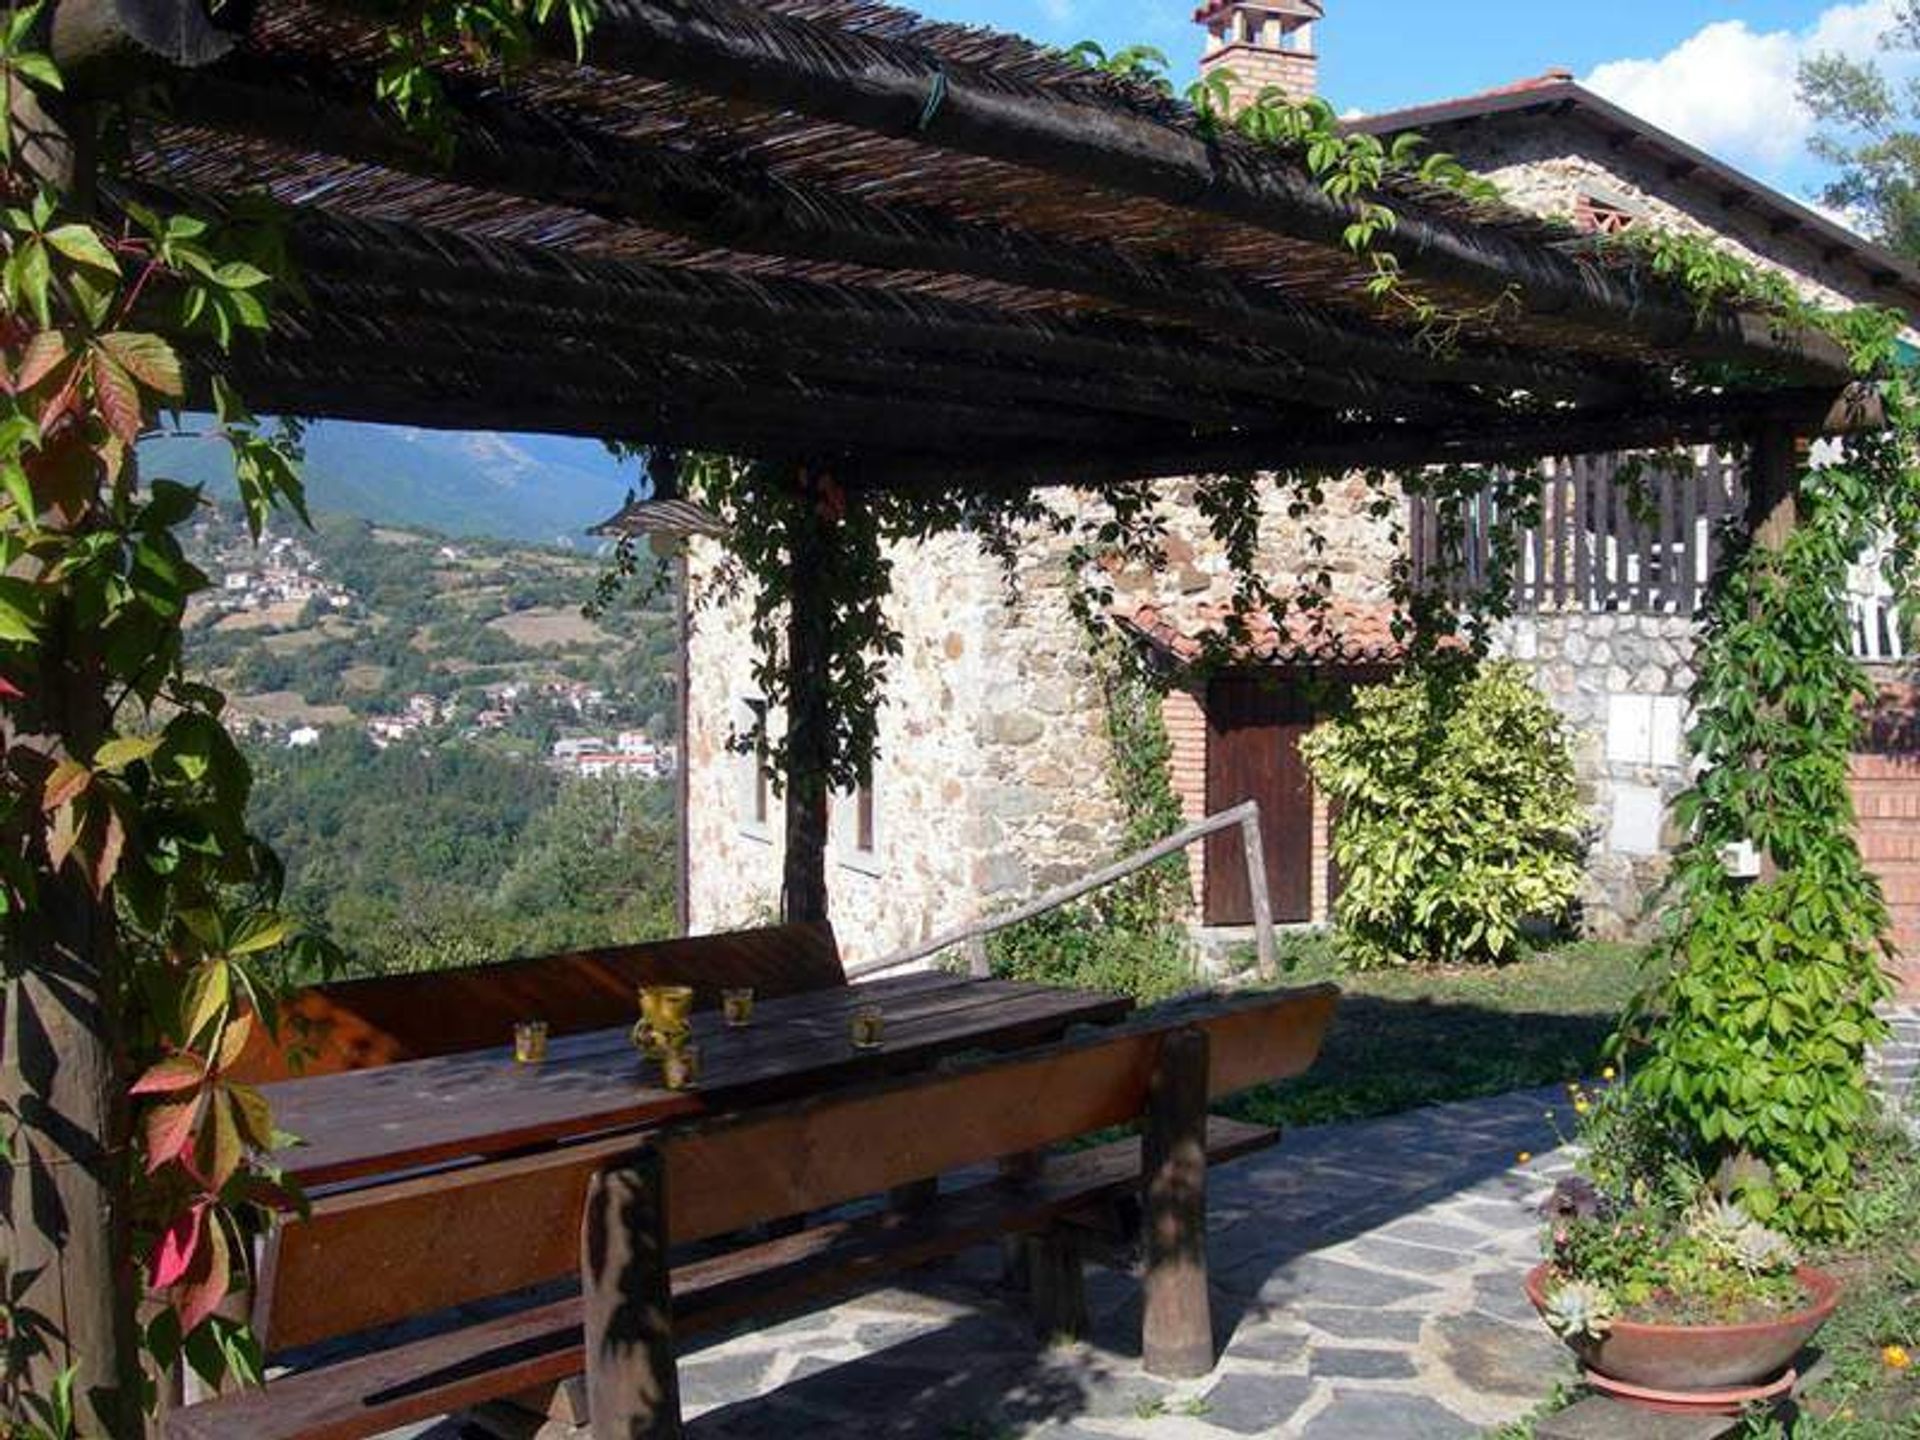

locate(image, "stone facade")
(685, 479), (1398, 962)
(684, 525), (1124, 967)
(1490, 614), (1698, 938)
(1441, 116), (1874, 316)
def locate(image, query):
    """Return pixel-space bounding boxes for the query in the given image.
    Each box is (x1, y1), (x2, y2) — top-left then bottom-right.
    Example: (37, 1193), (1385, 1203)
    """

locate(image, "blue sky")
(908, 1), (1912, 204)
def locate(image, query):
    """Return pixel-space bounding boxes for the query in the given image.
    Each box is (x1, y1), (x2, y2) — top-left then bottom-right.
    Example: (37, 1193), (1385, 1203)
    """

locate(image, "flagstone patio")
(675, 1088), (1580, 1440)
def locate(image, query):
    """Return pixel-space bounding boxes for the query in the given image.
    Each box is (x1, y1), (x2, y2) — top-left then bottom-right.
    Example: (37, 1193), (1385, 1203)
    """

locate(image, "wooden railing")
(1412, 450), (1909, 660)
(847, 801), (1278, 983)
(1409, 450), (1746, 618)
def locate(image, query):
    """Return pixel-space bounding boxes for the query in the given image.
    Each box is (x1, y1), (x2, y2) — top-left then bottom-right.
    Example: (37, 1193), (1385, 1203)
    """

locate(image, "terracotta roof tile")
(1117, 597), (1412, 666)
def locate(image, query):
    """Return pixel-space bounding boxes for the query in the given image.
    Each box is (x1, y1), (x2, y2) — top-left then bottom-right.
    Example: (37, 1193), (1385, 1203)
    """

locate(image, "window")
(832, 778), (881, 874)
(854, 783), (877, 856)
(735, 698), (771, 838)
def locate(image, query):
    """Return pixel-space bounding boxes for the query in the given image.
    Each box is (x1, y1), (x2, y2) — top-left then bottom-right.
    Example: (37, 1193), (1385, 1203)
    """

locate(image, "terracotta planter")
(1525, 1262), (1842, 1393)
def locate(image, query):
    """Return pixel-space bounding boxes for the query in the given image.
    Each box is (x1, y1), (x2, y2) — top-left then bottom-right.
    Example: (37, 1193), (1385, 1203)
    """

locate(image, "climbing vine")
(0, 2), (604, 1432)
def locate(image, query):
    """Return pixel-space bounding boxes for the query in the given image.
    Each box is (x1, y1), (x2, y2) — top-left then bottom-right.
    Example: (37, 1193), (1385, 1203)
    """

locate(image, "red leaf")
(90, 349), (142, 446)
(0, 676), (21, 701)
(144, 1093), (202, 1173)
(213, 1012), (255, 1074)
(226, 1082), (274, 1152)
(13, 330), (71, 393)
(195, 1091), (243, 1191)
(149, 1202), (206, 1291)
(175, 1213), (232, 1336)
(45, 800), (81, 872)
(88, 796), (126, 899)
(132, 1055), (206, 1096)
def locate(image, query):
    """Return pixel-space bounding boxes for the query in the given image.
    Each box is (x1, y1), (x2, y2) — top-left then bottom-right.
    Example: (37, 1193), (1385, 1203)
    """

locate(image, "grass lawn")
(1220, 935), (1648, 1130)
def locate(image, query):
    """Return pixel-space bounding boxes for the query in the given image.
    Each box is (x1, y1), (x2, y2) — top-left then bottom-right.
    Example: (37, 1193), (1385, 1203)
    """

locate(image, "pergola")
(55, 0), (1871, 920)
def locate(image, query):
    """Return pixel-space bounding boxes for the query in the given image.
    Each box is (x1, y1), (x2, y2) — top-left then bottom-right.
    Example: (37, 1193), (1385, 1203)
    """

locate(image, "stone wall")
(1491, 614), (1697, 938)
(1445, 116), (1882, 316)
(684, 476), (1400, 959)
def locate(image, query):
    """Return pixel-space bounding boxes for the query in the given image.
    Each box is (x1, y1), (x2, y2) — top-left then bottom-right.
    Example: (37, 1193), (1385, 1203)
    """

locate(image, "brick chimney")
(1196, 1), (1323, 110)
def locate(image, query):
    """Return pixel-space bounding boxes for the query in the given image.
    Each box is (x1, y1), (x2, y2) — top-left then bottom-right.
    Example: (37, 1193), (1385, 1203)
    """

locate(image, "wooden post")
(965, 933), (990, 979)
(582, 1156), (682, 1440)
(780, 469), (831, 927)
(1024, 1229), (1088, 1341)
(1141, 1026), (1213, 1379)
(1241, 810), (1276, 980)
(0, 74), (140, 1438)
(1745, 421), (1802, 888)
(1747, 421), (1800, 556)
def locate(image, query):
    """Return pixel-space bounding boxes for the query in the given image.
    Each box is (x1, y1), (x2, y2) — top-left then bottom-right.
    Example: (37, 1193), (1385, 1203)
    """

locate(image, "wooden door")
(1204, 677), (1315, 925)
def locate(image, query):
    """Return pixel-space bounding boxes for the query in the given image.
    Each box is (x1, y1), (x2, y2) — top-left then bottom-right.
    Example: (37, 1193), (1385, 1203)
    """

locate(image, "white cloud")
(1583, 0), (1904, 178)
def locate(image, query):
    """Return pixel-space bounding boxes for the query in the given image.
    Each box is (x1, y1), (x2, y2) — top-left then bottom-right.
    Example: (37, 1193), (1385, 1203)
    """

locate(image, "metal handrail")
(847, 800), (1277, 982)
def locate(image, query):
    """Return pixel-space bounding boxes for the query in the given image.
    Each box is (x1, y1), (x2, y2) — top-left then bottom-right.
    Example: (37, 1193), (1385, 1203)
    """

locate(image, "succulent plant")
(1686, 1194), (1798, 1276)
(1542, 1280), (1617, 1341)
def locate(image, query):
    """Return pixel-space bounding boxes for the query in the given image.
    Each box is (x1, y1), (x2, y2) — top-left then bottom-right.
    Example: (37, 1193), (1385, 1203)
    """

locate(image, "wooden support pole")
(582, 1156), (682, 1440)
(780, 471), (832, 928)
(1746, 420), (1801, 555)
(1141, 1026), (1214, 1380)
(0, 69), (140, 1438)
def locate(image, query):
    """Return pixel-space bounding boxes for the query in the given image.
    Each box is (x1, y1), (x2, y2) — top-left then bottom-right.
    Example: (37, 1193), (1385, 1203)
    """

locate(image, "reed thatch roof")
(65, 0), (1875, 490)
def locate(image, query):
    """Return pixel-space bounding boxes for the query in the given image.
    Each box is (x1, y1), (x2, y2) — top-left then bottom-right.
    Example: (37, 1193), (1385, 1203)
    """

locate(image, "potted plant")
(1524, 1078), (1845, 1415)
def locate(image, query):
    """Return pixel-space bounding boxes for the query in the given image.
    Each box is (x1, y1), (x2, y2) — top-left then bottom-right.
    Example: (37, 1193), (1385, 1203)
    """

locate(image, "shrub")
(1302, 661), (1585, 968)
(986, 901), (1195, 1004)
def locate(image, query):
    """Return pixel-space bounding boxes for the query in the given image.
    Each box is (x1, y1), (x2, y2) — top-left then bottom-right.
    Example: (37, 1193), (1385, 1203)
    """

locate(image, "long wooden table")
(265, 973), (1133, 1188)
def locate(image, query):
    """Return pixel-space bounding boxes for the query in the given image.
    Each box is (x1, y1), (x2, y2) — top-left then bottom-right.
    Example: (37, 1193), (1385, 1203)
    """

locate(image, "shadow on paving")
(672, 1079), (1566, 1438)
(684, 1311), (1108, 1438)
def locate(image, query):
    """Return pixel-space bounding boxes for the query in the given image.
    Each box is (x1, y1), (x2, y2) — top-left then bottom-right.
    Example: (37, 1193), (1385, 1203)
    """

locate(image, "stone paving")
(662, 1086), (1581, 1440)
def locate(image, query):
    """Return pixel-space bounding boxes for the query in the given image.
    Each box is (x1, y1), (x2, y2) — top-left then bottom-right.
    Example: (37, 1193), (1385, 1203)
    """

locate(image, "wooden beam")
(330, 0), (1858, 381)
(247, 195), (1372, 412)
(582, 1161), (682, 1440)
(157, 62), (1623, 408)
(849, 385), (1886, 494)
(208, 328), (1182, 459)
(284, 273), (1283, 429)
(1746, 420), (1799, 553)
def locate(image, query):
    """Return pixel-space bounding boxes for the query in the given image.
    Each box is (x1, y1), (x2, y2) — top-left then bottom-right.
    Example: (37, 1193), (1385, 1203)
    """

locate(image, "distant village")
(213, 534), (355, 616)
(195, 518), (676, 783)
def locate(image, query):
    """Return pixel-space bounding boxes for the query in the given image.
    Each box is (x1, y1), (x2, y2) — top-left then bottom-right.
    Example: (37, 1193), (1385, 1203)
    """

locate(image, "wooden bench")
(167, 984), (1338, 1440)
(229, 922), (844, 1082)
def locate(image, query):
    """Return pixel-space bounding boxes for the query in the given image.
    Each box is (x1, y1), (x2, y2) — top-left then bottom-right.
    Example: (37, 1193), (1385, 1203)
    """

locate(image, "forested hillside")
(179, 499), (682, 979)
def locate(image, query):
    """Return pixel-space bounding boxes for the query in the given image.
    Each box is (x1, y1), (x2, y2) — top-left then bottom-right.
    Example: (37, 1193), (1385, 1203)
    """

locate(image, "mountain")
(141, 420), (641, 546)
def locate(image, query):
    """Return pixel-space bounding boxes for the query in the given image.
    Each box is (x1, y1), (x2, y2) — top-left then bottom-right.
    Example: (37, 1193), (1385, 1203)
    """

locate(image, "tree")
(1799, 5), (1920, 257)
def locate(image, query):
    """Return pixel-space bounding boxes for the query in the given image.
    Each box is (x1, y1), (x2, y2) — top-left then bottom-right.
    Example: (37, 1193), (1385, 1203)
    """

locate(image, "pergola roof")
(75, 0), (1873, 491)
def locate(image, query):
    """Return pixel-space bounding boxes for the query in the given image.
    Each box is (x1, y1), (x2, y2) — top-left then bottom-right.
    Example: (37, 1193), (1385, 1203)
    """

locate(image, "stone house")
(683, 2), (1920, 992)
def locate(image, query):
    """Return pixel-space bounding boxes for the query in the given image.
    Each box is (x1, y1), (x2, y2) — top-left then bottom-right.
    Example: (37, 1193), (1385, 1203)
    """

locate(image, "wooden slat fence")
(1408, 448), (1909, 659)
(1408, 449), (1744, 618)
